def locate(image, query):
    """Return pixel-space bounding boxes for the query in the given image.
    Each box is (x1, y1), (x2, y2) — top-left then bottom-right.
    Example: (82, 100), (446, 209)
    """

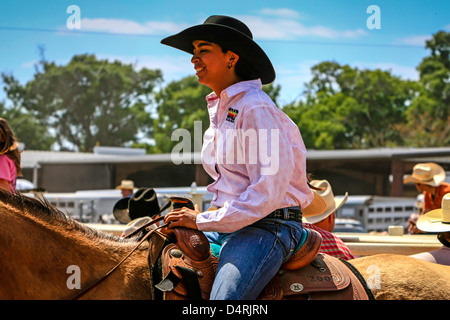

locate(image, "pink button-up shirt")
(196, 79), (314, 233)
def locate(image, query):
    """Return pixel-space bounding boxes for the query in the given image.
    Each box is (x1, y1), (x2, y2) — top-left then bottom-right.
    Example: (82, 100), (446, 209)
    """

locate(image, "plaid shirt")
(303, 223), (355, 260)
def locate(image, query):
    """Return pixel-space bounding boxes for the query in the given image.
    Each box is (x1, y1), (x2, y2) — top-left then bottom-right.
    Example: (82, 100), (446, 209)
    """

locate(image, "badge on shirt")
(226, 107), (239, 123)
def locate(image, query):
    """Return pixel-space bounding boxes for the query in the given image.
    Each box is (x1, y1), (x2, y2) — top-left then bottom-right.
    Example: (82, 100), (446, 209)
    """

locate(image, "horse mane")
(0, 190), (136, 244)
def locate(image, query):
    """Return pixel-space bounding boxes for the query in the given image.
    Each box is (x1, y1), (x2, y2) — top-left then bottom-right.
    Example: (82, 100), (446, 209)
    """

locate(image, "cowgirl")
(0, 118), (21, 193)
(161, 15), (325, 299)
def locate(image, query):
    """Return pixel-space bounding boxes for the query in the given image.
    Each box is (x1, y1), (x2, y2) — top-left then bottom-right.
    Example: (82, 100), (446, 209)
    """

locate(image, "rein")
(72, 216), (168, 300)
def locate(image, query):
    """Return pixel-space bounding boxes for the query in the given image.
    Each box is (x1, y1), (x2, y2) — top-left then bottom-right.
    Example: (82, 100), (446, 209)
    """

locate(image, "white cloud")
(79, 18), (188, 35)
(76, 10), (365, 41)
(259, 8), (303, 19)
(352, 61), (419, 80)
(20, 60), (39, 68)
(236, 14), (366, 40)
(395, 35), (430, 46)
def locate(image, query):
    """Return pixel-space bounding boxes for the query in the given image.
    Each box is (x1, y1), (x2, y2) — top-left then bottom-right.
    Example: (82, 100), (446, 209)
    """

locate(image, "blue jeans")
(204, 218), (303, 300)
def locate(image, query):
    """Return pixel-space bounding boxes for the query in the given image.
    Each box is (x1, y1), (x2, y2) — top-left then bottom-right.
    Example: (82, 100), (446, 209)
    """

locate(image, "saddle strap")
(264, 254), (372, 300)
(338, 258), (375, 300)
(158, 243), (217, 300)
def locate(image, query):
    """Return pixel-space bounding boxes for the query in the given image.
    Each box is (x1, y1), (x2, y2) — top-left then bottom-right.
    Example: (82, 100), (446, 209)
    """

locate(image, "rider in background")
(404, 163), (450, 234)
(115, 179), (136, 198)
(409, 193), (450, 266)
(0, 118), (21, 193)
(303, 180), (354, 260)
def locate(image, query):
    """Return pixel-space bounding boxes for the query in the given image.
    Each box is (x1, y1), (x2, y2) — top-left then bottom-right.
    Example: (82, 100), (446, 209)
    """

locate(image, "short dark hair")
(221, 46), (259, 81)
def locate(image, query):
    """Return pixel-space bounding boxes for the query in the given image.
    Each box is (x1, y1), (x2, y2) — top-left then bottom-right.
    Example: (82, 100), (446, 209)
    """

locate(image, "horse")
(0, 190), (449, 300)
(0, 190), (152, 300)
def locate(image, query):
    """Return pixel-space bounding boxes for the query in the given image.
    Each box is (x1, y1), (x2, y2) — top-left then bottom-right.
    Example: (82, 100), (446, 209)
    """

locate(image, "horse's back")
(349, 254), (450, 300)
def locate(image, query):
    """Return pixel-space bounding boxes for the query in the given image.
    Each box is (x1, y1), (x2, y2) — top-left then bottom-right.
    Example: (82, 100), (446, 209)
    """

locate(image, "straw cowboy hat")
(115, 180), (135, 190)
(403, 163), (446, 187)
(303, 180), (348, 224)
(113, 188), (172, 224)
(161, 15), (275, 84)
(417, 193), (450, 233)
(301, 187), (328, 218)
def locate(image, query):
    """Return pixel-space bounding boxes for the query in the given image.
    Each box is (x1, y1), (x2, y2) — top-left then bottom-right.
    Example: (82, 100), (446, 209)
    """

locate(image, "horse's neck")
(0, 208), (151, 299)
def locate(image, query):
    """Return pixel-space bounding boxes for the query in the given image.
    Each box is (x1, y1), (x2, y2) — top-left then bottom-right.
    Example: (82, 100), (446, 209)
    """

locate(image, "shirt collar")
(223, 79), (262, 99)
(205, 79), (262, 104)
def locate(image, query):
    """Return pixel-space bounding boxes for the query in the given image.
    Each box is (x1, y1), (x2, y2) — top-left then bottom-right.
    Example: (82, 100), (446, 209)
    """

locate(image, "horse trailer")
(335, 195), (417, 233)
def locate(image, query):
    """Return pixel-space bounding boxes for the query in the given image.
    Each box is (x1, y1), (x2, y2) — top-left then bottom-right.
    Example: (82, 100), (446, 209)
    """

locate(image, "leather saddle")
(146, 225), (372, 300)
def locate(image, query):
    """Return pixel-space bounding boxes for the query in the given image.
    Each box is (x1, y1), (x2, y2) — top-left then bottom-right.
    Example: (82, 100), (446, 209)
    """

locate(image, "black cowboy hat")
(113, 188), (171, 224)
(161, 15), (275, 84)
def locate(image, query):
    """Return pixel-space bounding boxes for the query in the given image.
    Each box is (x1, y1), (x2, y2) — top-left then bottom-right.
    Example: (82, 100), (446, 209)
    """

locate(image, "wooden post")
(390, 160), (404, 197)
(195, 164), (210, 186)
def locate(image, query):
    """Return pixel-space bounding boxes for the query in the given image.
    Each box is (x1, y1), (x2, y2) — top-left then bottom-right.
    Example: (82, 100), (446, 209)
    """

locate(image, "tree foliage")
(399, 30), (450, 147)
(1, 31), (448, 153)
(0, 99), (54, 150)
(2, 54), (162, 151)
(284, 61), (418, 149)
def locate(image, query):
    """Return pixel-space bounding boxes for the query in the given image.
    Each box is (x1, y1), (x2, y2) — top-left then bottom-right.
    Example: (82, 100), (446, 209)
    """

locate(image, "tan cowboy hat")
(115, 180), (135, 190)
(417, 193), (450, 233)
(403, 163), (446, 187)
(302, 188), (328, 218)
(303, 180), (348, 224)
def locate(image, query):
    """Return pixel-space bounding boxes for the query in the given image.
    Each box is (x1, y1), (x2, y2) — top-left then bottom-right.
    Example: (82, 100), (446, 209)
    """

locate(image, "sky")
(0, 0), (449, 105)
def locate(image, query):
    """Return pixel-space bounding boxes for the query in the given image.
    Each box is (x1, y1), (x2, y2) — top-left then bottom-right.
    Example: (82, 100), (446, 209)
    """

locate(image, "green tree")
(0, 75), (54, 150)
(152, 76), (211, 153)
(2, 54), (162, 152)
(285, 61), (418, 149)
(400, 31), (450, 146)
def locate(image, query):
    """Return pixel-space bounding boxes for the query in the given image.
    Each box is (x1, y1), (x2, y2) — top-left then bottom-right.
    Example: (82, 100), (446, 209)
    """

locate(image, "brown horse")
(0, 190), (152, 300)
(0, 191), (449, 300)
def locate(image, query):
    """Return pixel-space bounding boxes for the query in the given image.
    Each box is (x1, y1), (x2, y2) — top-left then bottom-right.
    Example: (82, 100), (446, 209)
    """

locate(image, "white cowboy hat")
(417, 193), (450, 233)
(115, 179), (135, 190)
(303, 180), (348, 224)
(403, 163), (446, 187)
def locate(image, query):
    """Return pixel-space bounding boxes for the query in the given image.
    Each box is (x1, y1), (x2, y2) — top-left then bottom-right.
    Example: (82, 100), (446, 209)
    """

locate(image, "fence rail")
(86, 224), (442, 257)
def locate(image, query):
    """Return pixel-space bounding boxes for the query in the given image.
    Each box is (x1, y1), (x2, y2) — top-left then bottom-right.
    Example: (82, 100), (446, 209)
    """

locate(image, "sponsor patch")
(226, 107), (239, 123)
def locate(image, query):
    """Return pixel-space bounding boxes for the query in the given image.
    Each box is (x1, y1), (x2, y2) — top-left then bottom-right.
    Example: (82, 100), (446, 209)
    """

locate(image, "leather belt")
(208, 206), (303, 222)
(266, 206), (302, 222)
